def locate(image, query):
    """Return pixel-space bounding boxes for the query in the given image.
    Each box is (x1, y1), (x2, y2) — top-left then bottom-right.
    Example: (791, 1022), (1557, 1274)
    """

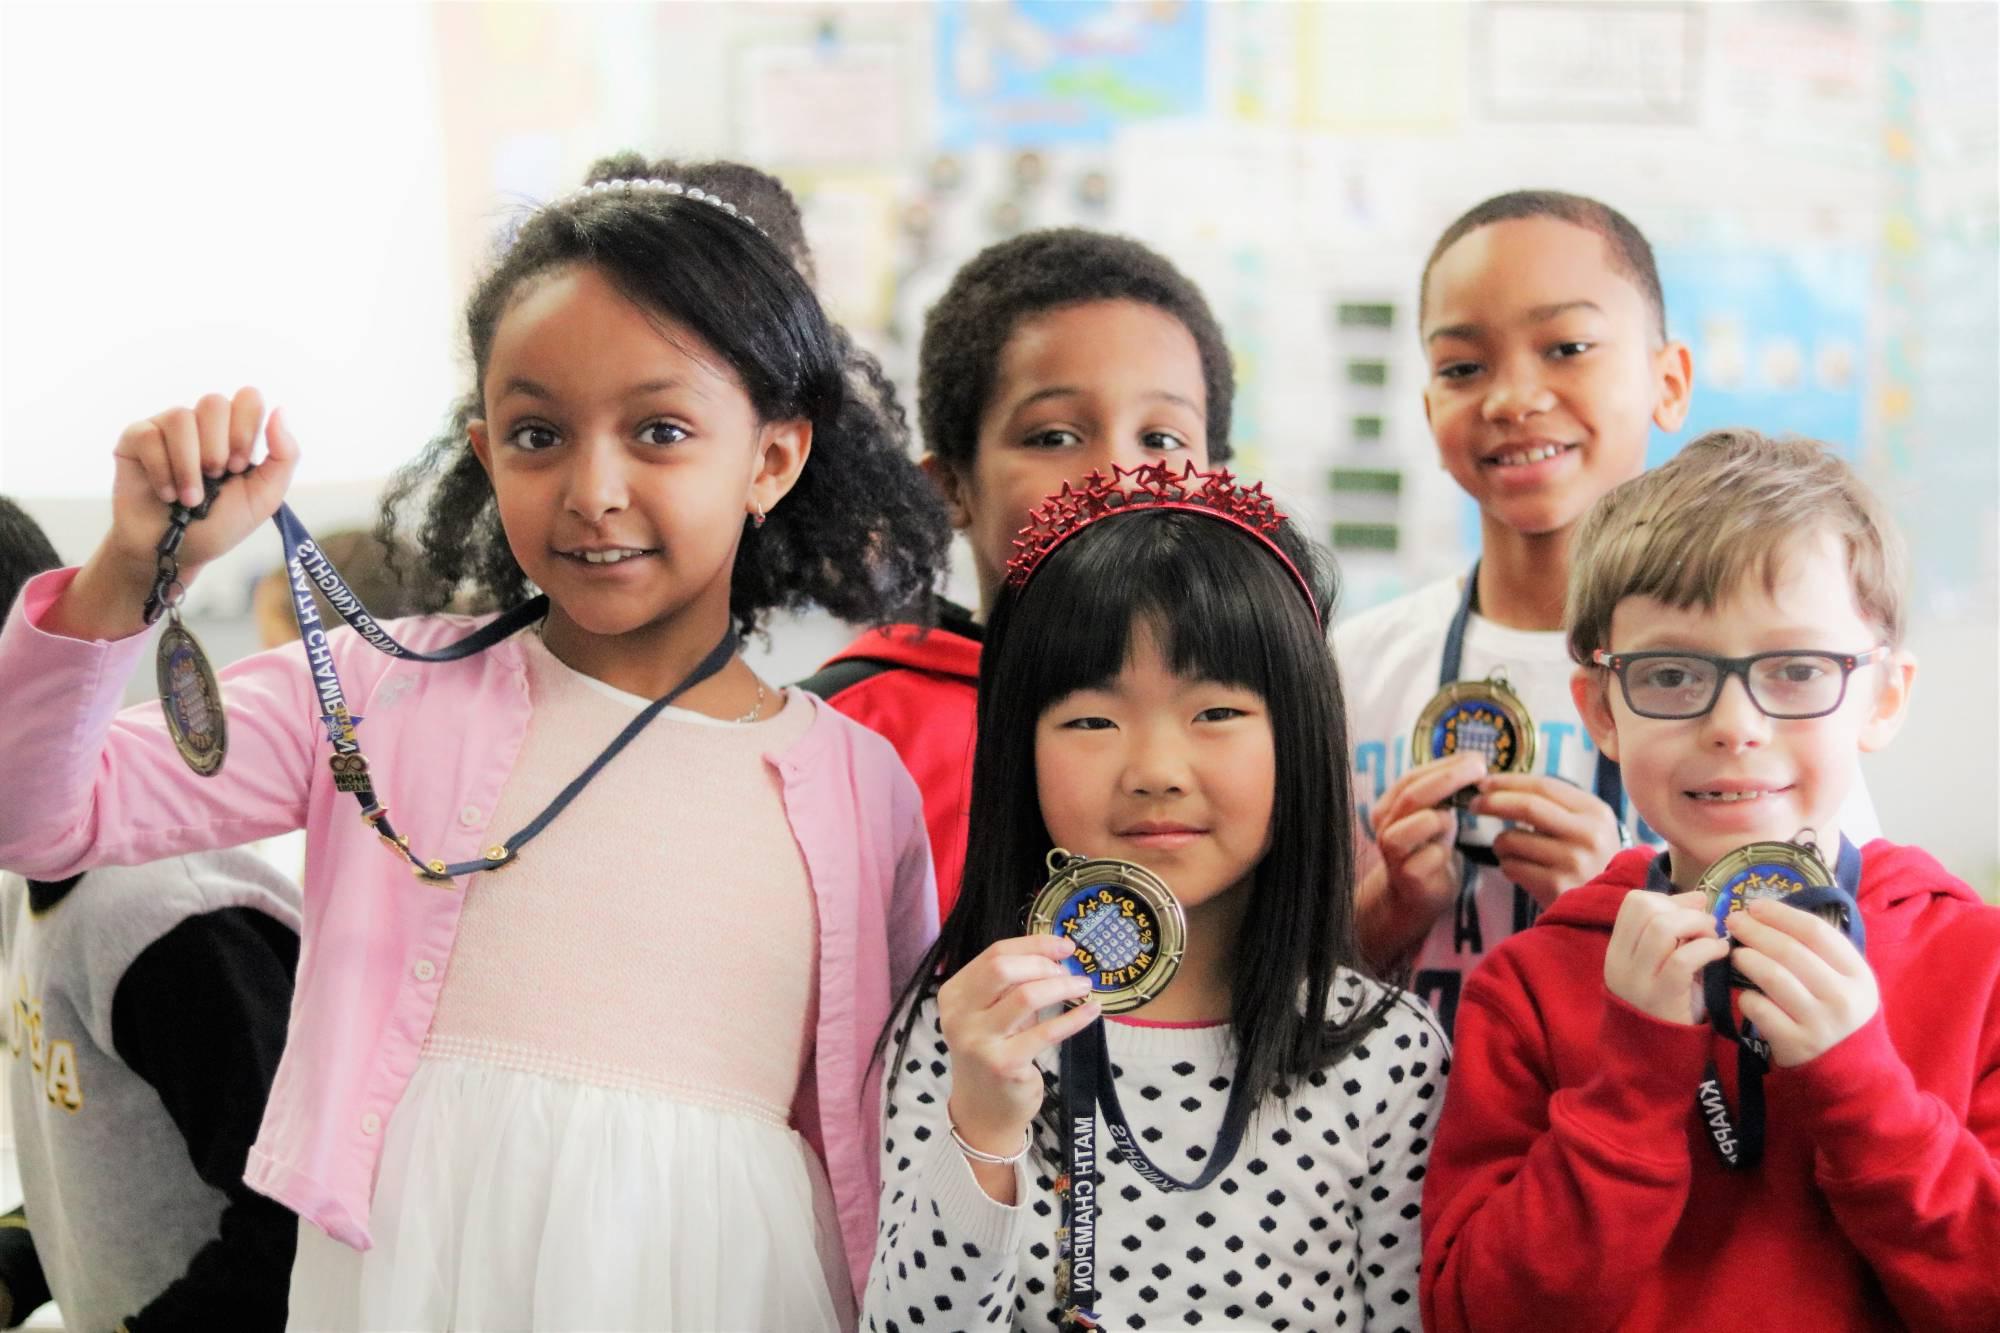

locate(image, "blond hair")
(1566, 429), (1908, 664)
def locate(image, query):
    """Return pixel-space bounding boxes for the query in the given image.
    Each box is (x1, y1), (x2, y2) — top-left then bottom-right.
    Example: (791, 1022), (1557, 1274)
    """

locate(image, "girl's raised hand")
(938, 934), (1100, 1163)
(52, 390), (302, 641)
(109, 388), (300, 576)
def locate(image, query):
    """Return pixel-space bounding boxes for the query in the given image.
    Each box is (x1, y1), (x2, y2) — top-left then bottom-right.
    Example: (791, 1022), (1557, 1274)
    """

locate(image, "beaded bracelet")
(950, 1120), (1032, 1166)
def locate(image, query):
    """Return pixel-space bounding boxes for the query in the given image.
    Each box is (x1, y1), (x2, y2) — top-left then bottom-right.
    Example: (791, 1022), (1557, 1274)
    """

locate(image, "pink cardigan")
(0, 568), (938, 1302)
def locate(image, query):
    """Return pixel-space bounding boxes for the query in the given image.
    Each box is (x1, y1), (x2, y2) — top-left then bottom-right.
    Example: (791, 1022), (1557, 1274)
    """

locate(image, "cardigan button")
(361, 1113), (382, 1136)
(458, 805), (483, 826)
(413, 960), (437, 982)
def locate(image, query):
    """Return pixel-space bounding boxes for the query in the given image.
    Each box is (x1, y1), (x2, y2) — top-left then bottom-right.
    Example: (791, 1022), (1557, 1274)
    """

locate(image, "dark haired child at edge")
(0, 496), (301, 1331)
(1422, 430), (1999, 1331)
(800, 228), (1236, 916)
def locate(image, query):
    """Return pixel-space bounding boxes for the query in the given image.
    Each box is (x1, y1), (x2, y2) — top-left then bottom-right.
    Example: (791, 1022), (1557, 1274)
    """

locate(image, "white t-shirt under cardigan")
(864, 973), (1441, 1331)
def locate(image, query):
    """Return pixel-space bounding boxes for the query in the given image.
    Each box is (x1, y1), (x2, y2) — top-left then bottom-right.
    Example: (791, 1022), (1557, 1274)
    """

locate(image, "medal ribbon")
(270, 504), (737, 882)
(1647, 839), (1864, 1169)
(1056, 1018), (1259, 1327)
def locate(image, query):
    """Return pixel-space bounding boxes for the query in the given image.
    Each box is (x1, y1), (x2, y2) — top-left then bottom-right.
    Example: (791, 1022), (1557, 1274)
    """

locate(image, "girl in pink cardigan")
(0, 153), (946, 1330)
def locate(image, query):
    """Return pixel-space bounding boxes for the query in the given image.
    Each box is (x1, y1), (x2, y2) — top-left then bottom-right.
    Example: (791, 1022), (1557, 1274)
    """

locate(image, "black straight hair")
(378, 152), (949, 634)
(883, 506), (1393, 1121)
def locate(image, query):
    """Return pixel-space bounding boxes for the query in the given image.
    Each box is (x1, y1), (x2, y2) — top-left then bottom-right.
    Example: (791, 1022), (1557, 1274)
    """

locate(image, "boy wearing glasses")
(1421, 430), (2000, 1332)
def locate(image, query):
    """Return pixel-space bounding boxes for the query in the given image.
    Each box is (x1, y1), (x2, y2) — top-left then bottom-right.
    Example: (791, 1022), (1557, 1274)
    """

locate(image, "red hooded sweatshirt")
(1422, 841), (2000, 1332)
(800, 608), (981, 916)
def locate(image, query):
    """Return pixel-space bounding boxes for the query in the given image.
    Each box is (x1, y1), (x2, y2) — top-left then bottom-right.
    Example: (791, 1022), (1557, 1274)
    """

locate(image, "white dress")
(286, 1056), (849, 1331)
(287, 645), (850, 1332)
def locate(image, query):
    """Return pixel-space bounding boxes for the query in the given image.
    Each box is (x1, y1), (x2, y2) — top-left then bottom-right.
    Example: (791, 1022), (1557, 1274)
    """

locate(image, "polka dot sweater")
(863, 973), (1444, 1331)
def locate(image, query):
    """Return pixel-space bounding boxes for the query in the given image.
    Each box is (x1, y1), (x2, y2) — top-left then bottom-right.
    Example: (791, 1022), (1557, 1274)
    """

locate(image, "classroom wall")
(2, 0), (1994, 887)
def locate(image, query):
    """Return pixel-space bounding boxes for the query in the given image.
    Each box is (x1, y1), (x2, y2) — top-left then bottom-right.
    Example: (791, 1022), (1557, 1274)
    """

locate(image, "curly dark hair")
(915, 228), (1236, 472)
(1420, 189), (1667, 343)
(378, 151), (948, 633)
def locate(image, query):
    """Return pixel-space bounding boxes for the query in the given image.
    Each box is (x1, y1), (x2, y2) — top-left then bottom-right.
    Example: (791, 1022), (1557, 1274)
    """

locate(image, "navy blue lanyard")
(273, 505), (736, 882)
(1057, 1019), (1258, 1327)
(1647, 840), (1865, 1170)
(1439, 560), (1624, 820)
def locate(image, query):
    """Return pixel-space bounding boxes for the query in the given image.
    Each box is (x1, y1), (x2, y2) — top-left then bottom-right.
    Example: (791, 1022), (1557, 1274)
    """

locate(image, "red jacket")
(1423, 841), (2000, 1332)
(803, 611), (980, 917)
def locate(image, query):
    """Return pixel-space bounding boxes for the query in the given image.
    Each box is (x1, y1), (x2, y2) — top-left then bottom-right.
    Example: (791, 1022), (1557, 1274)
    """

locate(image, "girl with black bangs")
(864, 481), (1444, 1332)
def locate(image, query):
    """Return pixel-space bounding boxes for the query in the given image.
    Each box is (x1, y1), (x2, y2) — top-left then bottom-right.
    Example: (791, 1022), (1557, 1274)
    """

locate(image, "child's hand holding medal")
(1468, 772), (1627, 906)
(1722, 901), (1879, 1067)
(1702, 837), (1877, 1068)
(55, 388), (300, 643)
(936, 933), (1101, 1189)
(1359, 751), (1489, 957)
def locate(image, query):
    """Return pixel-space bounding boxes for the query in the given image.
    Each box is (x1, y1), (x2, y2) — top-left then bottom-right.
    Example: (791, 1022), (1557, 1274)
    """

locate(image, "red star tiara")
(1003, 462), (1319, 624)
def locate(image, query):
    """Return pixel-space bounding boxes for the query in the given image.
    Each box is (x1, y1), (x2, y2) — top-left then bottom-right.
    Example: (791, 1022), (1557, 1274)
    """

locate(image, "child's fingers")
(1636, 904), (1722, 972)
(1722, 946), (1818, 1024)
(1467, 786), (1567, 835)
(1002, 999), (1101, 1065)
(1397, 841), (1455, 899)
(227, 386), (265, 472)
(193, 393), (233, 477)
(1489, 828), (1575, 869)
(243, 408), (302, 516)
(1493, 854), (1567, 909)
(943, 937), (1079, 1012)
(1378, 805), (1454, 863)
(1396, 752), (1488, 813)
(1735, 989), (1806, 1054)
(1727, 907), (1848, 997)
(117, 419), (180, 505)
(995, 973), (1095, 1034)
(153, 407), (208, 507)
(1742, 898), (1869, 977)
(1669, 933), (1732, 977)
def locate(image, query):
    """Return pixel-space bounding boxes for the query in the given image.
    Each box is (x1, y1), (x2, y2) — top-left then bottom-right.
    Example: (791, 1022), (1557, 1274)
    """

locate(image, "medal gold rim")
(1697, 841), (1831, 913)
(155, 623), (228, 778)
(1027, 854), (1186, 1015)
(1700, 840), (1840, 989)
(1410, 678), (1538, 779)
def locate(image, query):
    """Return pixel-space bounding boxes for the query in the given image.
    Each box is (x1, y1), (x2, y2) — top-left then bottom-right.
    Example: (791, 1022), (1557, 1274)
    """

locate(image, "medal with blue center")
(1697, 833), (1849, 990)
(1411, 671), (1537, 807)
(1028, 850), (1185, 1013)
(1032, 850), (1250, 1330)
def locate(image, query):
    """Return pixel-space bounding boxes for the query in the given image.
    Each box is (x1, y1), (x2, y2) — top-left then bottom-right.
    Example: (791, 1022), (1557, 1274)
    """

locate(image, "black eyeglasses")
(1590, 646), (1889, 721)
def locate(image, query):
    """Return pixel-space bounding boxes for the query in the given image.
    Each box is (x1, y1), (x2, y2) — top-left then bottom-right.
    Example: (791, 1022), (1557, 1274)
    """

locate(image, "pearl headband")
(548, 177), (768, 239)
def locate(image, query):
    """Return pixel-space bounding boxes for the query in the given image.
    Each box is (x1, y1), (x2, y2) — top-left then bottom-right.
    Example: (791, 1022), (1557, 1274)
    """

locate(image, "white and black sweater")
(865, 973), (1444, 1332)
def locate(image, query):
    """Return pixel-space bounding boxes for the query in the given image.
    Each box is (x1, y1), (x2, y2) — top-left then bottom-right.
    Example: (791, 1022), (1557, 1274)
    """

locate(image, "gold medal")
(155, 618), (227, 777)
(1411, 672), (1536, 806)
(1700, 837), (1840, 989)
(1027, 849), (1185, 1015)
